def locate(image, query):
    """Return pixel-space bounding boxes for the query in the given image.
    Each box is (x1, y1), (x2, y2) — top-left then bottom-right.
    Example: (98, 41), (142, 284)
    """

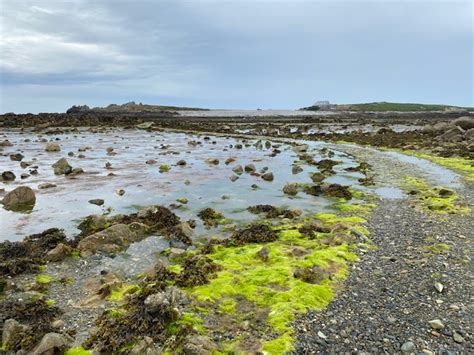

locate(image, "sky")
(0, 0), (472, 113)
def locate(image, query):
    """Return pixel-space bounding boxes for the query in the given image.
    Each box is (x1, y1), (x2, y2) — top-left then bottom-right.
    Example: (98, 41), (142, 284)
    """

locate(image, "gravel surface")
(294, 187), (473, 353)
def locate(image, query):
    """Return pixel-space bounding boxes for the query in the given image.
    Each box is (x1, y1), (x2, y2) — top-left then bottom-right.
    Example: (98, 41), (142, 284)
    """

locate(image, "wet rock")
(146, 159), (157, 165)
(244, 164), (256, 173)
(198, 208), (224, 228)
(293, 144), (309, 153)
(45, 243), (72, 262)
(77, 223), (147, 255)
(38, 183), (56, 189)
(261, 172), (274, 181)
(2, 319), (28, 351)
(2, 186), (36, 211)
(225, 157), (236, 165)
(182, 335), (217, 355)
(465, 128), (474, 140)
(144, 286), (188, 318)
(232, 165), (243, 174)
(89, 199), (104, 206)
(0, 139), (13, 147)
(1, 171), (16, 181)
(52, 158), (72, 175)
(45, 142), (61, 152)
(310, 172), (326, 183)
(453, 116), (474, 130)
(137, 121), (154, 129)
(283, 183), (298, 196)
(32, 332), (70, 355)
(303, 184), (323, 196)
(205, 158), (219, 165)
(68, 167), (84, 176)
(321, 183), (352, 199)
(229, 175), (239, 182)
(292, 165), (303, 174)
(116, 188), (125, 196)
(177, 159), (187, 166)
(257, 246), (270, 261)
(172, 222), (193, 244)
(105, 162), (113, 169)
(317, 159), (340, 172)
(10, 153), (24, 161)
(20, 173), (30, 179)
(20, 161), (32, 168)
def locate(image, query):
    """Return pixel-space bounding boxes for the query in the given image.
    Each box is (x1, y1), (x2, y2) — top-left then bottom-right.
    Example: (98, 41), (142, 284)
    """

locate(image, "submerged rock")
(283, 183), (298, 196)
(2, 186), (36, 211)
(52, 158), (72, 175)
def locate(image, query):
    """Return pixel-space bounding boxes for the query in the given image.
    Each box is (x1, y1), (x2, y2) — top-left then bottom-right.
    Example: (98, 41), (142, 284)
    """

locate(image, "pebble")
(400, 341), (416, 353)
(428, 319), (444, 330)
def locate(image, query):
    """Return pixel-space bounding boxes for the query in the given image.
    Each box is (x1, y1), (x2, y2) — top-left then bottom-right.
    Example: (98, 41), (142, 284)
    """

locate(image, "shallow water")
(0, 129), (364, 241)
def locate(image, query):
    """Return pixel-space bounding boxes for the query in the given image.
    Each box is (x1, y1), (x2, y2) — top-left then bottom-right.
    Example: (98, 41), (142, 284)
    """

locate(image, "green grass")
(346, 102), (473, 112)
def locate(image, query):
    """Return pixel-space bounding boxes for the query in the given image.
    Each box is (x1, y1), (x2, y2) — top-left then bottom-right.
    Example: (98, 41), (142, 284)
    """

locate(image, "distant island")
(300, 101), (474, 112)
(66, 101), (209, 114)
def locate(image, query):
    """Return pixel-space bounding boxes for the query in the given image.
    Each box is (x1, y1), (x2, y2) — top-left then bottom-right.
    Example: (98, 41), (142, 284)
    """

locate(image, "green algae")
(35, 274), (53, 284)
(262, 332), (295, 354)
(333, 202), (376, 215)
(108, 284), (141, 302)
(314, 212), (366, 226)
(403, 177), (470, 215)
(65, 347), (92, 355)
(424, 243), (450, 254)
(159, 164), (171, 172)
(167, 264), (183, 274)
(167, 312), (205, 335)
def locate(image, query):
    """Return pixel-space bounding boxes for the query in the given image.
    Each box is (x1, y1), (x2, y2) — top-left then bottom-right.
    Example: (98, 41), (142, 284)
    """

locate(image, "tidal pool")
(0, 129), (367, 242)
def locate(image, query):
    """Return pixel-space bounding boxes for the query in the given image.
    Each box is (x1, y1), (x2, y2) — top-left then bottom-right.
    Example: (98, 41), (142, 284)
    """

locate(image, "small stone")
(10, 153), (24, 161)
(453, 332), (464, 343)
(146, 159), (157, 165)
(116, 188), (125, 196)
(261, 172), (274, 181)
(317, 331), (327, 340)
(401, 341), (416, 353)
(39, 183), (57, 189)
(434, 282), (443, 293)
(176, 159), (187, 166)
(428, 319), (444, 330)
(51, 320), (65, 329)
(89, 199), (105, 206)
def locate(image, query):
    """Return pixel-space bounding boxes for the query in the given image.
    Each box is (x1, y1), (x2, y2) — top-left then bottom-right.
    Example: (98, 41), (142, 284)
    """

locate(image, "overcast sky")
(0, 0), (472, 113)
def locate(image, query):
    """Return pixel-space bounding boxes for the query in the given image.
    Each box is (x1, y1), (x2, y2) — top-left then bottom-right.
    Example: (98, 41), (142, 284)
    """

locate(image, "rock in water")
(283, 183), (298, 196)
(261, 172), (274, 181)
(2, 186), (36, 211)
(10, 153), (24, 161)
(52, 158), (72, 175)
(45, 142), (61, 152)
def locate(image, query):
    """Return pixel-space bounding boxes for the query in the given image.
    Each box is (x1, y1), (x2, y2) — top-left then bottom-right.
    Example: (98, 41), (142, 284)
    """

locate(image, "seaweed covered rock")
(283, 183), (298, 196)
(317, 159), (340, 173)
(182, 335), (217, 355)
(176, 255), (222, 287)
(0, 228), (67, 277)
(230, 224), (277, 246)
(2, 186), (36, 211)
(298, 220), (331, 237)
(0, 296), (62, 352)
(293, 265), (332, 284)
(247, 205), (301, 219)
(197, 208), (224, 228)
(321, 183), (352, 200)
(144, 286), (188, 319)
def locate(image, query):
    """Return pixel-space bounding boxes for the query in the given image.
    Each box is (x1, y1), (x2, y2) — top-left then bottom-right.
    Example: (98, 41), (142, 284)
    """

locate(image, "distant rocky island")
(66, 101), (209, 114)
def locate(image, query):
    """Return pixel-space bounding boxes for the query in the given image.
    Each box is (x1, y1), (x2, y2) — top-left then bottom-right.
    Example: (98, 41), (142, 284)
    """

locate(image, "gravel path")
(294, 148), (473, 353)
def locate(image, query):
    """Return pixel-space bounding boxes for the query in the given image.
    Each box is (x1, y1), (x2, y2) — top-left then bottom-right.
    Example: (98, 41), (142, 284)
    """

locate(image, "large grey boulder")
(2, 186), (36, 211)
(52, 158), (72, 175)
(32, 332), (71, 354)
(453, 116), (474, 130)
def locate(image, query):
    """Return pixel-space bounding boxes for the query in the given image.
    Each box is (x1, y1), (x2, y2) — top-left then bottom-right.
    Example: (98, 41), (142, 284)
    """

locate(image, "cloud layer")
(1, 0), (472, 112)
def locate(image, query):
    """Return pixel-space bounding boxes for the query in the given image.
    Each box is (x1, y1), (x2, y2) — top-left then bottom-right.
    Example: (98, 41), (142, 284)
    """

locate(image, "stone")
(465, 128), (474, 140)
(10, 153), (24, 161)
(434, 282), (443, 293)
(68, 167), (84, 176)
(32, 332), (70, 355)
(46, 243), (72, 262)
(244, 164), (256, 173)
(137, 121), (154, 129)
(182, 335), (217, 355)
(2, 186), (36, 211)
(261, 172), (274, 181)
(453, 332), (464, 343)
(51, 320), (65, 330)
(437, 126), (464, 142)
(229, 175), (239, 182)
(317, 331), (327, 339)
(45, 142), (61, 152)
(52, 158), (72, 175)
(2, 319), (28, 350)
(176, 159), (187, 166)
(146, 159), (157, 165)
(89, 199), (105, 206)
(39, 183), (57, 189)
(78, 223), (147, 255)
(283, 183), (298, 196)
(428, 319), (444, 330)
(174, 222), (193, 244)
(401, 341), (416, 353)
(130, 336), (161, 354)
(292, 165), (303, 174)
(257, 246), (270, 261)
(232, 165), (243, 174)
(206, 158), (219, 165)
(20, 161), (32, 168)
(225, 157), (236, 165)
(453, 116), (474, 130)
(20, 173), (30, 179)
(0, 139), (13, 147)
(1, 171), (16, 181)
(116, 188), (125, 196)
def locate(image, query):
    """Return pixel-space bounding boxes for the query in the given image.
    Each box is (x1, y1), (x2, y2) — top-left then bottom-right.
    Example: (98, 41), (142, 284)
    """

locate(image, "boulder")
(46, 243), (72, 262)
(182, 335), (217, 355)
(0, 139), (13, 147)
(2, 319), (28, 351)
(2, 186), (36, 211)
(232, 165), (243, 174)
(1, 171), (16, 181)
(32, 332), (70, 355)
(45, 143), (61, 152)
(130, 336), (161, 355)
(261, 172), (274, 181)
(52, 158), (72, 175)
(77, 223), (147, 256)
(88, 199), (104, 206)
(465, 128), (474, 141)
(244, 164), (256, 173)
(453, 116), (474, 130)
(437, 126), (464, 143)
(283, 183), (298, 196)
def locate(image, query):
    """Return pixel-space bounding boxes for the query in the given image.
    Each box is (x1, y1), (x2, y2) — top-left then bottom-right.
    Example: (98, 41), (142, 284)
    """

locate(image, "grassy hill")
(343, 102), (474, 112)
